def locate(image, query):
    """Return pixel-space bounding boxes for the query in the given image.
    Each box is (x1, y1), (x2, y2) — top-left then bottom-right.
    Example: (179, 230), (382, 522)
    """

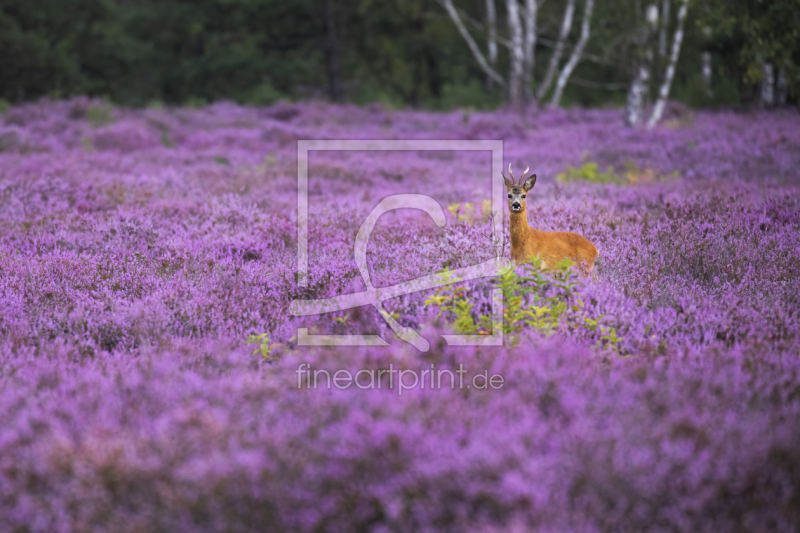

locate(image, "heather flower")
(0, 99), (798, 531)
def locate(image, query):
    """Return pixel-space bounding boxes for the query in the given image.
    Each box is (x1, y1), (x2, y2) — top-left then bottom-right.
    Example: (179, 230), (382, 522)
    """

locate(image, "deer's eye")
(521, 195), (526, 199)
(507, 194), (512, 199)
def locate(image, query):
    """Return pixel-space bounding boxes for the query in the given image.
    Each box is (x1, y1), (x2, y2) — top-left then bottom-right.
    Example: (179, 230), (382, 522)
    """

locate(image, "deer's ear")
(521, 174), (537, 192)
(502, 173), (514, 189)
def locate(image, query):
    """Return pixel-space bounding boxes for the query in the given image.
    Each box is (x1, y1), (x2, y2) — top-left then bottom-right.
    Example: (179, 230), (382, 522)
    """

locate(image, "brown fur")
(509, 211), (598, 270)
(504, 166), (598, 275)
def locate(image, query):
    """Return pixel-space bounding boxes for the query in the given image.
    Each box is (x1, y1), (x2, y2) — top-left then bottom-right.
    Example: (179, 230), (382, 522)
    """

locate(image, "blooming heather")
(0, 98), (799, 531)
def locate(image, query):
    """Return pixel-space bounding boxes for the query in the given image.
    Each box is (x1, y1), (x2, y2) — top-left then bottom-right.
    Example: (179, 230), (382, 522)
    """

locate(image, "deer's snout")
(511, 201), (521, 211)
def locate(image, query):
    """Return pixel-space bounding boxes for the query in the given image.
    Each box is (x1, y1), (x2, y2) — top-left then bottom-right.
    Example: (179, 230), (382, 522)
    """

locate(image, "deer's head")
(502, 164), (537, 213)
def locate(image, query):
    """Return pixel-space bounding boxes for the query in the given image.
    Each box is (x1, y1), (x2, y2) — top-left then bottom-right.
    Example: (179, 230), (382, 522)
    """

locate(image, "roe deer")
(503, 165), (598, 277)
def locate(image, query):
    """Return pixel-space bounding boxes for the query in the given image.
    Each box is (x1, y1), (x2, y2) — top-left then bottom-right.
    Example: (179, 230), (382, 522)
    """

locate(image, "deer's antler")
(507, 164), (531, 186)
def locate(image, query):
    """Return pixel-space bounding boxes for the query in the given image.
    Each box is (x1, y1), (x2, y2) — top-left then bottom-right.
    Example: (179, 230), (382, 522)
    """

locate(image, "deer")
(502, 164), (599, 278)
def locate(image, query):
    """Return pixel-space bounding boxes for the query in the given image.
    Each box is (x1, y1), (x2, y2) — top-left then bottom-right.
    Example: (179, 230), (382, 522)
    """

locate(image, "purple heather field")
(1, 97), (800, 531)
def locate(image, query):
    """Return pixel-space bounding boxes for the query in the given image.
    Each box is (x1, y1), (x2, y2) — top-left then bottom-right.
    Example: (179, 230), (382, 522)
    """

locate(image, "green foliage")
(246, 333), (280, 361)
(439, 79), (499, 110)
(160, 131), (176, 149)
(583, 317), (626, 356)
(247, 80), (286, 106)
(86, 104), (115, 127)
(557, 160), (618, 185)
(426, 257), (626, 354)
(704, 0), (800, 97)
(558, 154), (679, 185)
(0, 0), (144, 102)
(495, 265), (526, 335)
(424, 270), (483, 335)
(185, 97), (208, 109)
(0, 99), (10, 113)
(0, 0), (794, 108)
(446, 200), (493, 225)
(492, 256), (587, 340)
(514, 256), (582, 335)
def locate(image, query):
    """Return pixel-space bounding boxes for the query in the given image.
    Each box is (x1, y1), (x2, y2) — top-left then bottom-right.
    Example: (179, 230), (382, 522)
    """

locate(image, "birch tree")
(439, 0), (505, 88)
(440, 0), (526, 109)
(647, 0), (689, 128)
(760, 61), (775, 107)
(700, 0), (712, 96)
(658, 0), (670, 58)
(702, 0), (798, 109)
(324, 0), (342, 102)
(522, 0), (538, 102)
(776, 69), (788, 106)
(535, 0), (576, 101)
(551, 0), (595, 106)
(625, 4), (658, 126)
(440, 0), (591, 110)
(485, 0), (499, 91)
(506, 0), (525, 109)
(701, 26), (712, 96)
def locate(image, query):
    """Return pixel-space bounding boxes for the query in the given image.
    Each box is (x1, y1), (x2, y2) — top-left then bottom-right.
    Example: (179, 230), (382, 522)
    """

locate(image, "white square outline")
(294, 139), (505, 350)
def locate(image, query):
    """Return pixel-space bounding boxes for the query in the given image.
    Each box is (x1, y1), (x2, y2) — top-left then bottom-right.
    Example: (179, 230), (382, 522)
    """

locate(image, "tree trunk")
(647, 0), (688, 128)
(626, 69), (649, 126)
(440, 0), (505, 88)
(700, 2), (712, 97)
(776, 69), (788, 106)
(625, 3), (658, 126)
(658, 0), (670, 58)
(324, 0), (342, 102)
(506, 0), (525, 110)
(486, 0), (499, 92)
(522, 0), (538, 102)
(550, 0), (594, 107)
(701, 50), (712, 96)
(701, 27), (712, 96)
(760, 61), (775, 108)
(536, 0), (576, 101)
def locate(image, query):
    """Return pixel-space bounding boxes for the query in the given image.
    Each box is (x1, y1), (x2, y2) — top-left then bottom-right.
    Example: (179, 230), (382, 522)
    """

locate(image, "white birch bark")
(701, 50), (712, 95)
(550, 0), (595, 106)
(647, 0), (688, 128)
(700, 2), (712, 97)
(440, 0), (505, 87)
(625, 4), (658, 126)
(760, 61), (775, 108)
(535, 0), (576, 101)
(522, 0), (538, 102)
(626, 67), (649, 125)
(486, 0), (499, 90)
(701, 26), (712, 96)
(506, 0), (525, 109)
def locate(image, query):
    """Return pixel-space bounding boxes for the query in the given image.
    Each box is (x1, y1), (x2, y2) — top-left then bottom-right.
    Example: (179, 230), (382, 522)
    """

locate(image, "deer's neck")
(509, 210), (541, 262)
(509, 210), (533, 244)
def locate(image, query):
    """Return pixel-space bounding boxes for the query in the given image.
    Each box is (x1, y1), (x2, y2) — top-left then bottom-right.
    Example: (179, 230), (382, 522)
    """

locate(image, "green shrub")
(86, 103), (115, 127)
(425, 257), (625, 354)
(557, 154), (679, 185)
